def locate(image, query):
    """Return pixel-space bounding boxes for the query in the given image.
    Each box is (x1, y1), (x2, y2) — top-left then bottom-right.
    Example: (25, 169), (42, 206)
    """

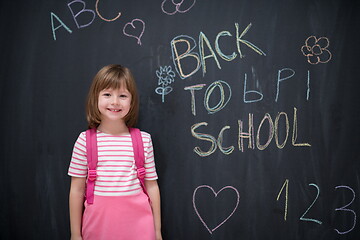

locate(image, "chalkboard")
(1, 0), (359, 239)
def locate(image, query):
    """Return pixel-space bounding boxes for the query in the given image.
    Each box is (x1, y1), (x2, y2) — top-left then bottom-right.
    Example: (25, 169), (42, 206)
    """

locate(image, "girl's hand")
(70, 235), (82, 240)
(155, 230), (163, 240)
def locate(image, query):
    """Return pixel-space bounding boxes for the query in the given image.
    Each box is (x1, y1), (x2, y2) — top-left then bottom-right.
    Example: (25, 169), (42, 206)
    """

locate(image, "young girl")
(68, 64), (162, 240)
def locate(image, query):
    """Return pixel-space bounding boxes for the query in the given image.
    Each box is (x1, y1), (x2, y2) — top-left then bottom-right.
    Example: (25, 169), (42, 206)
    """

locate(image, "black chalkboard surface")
(1, 0), (359, 239)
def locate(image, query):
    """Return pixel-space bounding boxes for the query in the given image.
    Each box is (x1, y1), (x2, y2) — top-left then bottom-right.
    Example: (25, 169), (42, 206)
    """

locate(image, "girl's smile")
(107, 108), (122, 113)
(108, 108), (121, 112)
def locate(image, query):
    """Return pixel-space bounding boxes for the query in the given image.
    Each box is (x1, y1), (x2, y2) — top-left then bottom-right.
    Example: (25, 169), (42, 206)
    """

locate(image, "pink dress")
(82, 192), (155, 240)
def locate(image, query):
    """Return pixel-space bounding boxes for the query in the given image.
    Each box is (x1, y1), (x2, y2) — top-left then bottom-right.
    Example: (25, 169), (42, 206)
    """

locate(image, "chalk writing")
(199, 32), (222, 75)
(184, 84), (206, 116)
(191, 122), (217, 157)
(276, 179), (289, 221)
(256, 113), (274, 150)
(238, 115), (255, 152)
(292, 107), (311, 147)
(334, 185), (357, 234)
(306, 70), (310, 100)
(276, 69), (310, 102)
(68, 0), (96, 29)
(95, 0), (121, 22)
(192, 107), (311, 157)
(193, 185), (240, 234)
(300, 183), (322, 224)
(235, 23), (266, 58)
(50, 1), (357, 237)
(203, 80), (232, 114)
(274, 112), (289, 149)
(217, 126), (235, 155)
(275, 68), (294, 102)
(190, 181), (357, 236)
(161, 0), (196, 15)
(243, 72), (263, 103)
(171, 23), (266, 79)
(275, 180), (357, 234)
(123, 19), (145, 45)
(50, 12), (72, 41)
(183, 68), (310, 117)
(215, 31), (237, 61)
(51, 1), (143, 44)
(301, 36), (332, 64)
(171, 35), (201, 79)
(155, 66), (176, 102)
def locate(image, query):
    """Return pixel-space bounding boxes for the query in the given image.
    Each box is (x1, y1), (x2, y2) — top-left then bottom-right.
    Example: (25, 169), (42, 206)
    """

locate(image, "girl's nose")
(111, 96), (120, 105)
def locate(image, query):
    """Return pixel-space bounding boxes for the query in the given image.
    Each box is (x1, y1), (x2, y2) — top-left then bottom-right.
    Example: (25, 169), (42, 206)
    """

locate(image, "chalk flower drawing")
(301, 36), (332, 64)
(161, 0), (196, 15)
(155, 66), (176, 102)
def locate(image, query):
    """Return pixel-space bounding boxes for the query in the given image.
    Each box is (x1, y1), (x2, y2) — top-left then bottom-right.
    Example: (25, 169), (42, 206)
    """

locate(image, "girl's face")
(98, 87), (132, 124)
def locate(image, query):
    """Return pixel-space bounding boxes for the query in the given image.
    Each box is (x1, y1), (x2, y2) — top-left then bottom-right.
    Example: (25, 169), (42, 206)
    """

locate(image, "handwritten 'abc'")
(50, 0), (144, 45)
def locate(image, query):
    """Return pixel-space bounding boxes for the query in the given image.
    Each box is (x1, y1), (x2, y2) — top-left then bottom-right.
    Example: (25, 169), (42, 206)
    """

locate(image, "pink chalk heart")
(123, 19), (145, 45)
(193, 185), (240, 234)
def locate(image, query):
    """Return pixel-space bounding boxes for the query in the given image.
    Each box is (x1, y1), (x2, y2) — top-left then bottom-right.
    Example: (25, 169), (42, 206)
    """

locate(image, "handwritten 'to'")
(123, 19), (145, 45)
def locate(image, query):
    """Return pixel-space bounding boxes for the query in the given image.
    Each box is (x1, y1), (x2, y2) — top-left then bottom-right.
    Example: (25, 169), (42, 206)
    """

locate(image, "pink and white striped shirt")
(68, 130), (158, 196)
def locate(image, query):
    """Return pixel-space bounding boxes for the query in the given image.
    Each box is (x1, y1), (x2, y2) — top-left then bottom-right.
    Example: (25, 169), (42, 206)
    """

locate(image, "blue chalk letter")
(243, 73), (263, 103)
(50, 12), (72, 41)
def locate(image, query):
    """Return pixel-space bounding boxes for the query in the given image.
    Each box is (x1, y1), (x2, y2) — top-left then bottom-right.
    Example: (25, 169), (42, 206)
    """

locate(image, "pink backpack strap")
(129, 128), (149, 198)
(85, 128), (98, 204)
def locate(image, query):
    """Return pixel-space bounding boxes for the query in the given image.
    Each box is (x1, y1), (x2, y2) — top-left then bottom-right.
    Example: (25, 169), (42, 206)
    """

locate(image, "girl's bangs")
(100, 71), (128, 90)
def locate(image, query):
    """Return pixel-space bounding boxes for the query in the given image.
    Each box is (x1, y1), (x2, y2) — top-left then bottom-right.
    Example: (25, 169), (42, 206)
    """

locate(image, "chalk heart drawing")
(193, 185), (240, 234)
(123, 19), (145, 45)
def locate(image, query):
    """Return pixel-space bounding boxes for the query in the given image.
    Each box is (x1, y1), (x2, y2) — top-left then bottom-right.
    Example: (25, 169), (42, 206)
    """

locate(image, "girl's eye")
(103, 93), (111, 97)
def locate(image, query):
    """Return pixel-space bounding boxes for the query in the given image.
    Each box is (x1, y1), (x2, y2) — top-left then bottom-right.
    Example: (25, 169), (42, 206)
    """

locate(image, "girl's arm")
(145, 180), (162, 240)
(69, 177), (86, 240)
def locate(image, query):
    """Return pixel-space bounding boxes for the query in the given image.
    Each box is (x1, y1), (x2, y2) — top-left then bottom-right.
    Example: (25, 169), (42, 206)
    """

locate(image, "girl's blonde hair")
(86, 64), (139, 129)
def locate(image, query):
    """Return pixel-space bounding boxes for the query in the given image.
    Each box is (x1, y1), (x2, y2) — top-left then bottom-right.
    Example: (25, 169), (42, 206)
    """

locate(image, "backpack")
(85, 127), (148, 204)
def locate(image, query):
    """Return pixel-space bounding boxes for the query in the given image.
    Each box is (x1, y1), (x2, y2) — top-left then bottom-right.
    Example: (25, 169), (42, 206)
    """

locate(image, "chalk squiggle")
(161, 0), (196, 15)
